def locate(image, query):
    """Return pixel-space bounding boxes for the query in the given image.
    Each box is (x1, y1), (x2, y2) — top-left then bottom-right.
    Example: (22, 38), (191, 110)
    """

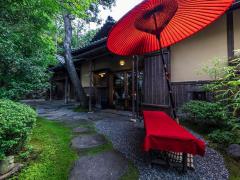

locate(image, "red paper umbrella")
(107, 0), (234, 119)
(107, 0), (234, 56)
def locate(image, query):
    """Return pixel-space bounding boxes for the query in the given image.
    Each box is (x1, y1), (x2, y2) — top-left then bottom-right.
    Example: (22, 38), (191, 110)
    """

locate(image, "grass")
(223, 152), (240, 180)
(15, 117), (78, 180)
(14, 117), (139, 180)
(73, 106), (88, 112)
(120, 162), (139, 180)
(182, 121), (240, 180)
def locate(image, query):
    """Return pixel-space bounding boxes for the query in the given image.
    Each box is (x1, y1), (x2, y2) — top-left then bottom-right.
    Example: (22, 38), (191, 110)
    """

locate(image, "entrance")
(113, 70), (143, 110)
(93, 59), (144, 110)
(113, 72), (131, 110)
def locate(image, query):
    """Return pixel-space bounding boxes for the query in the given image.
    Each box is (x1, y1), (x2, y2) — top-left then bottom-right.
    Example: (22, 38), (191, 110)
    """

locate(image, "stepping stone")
(69, 151), (128, 180)
(72, 127), (89, 133)
(71, 134), (106, 150)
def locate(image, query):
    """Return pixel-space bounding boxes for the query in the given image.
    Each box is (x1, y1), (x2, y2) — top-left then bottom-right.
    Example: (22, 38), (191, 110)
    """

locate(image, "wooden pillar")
(49, 80), (53, 101)
(132, 57), (136, 119)
(124, 72), (128, 109)
(109, 73), (114, 107)
(64, 77), (69, 104)
(89, 60), (93, 112)
(227, 11), (234, 60)
(136, 56), (140, 119)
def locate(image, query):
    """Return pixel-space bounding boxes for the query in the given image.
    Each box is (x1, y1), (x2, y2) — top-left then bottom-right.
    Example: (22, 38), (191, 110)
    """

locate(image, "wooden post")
(64, 77), (69, 104)
(227, 11), (234, 61)
(124, 72), (128, 109)
(49, 80), (53, 101)
(109, 73), (114, 107)
(136, 56), (140, 119)
(89, 60), (93, 112)
(132, 57), (136, 119)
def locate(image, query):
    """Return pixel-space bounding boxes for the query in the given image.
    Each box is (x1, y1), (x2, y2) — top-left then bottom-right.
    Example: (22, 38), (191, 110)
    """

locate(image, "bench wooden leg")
(145, 151), (152, 168)
(182, 153), (188, 173)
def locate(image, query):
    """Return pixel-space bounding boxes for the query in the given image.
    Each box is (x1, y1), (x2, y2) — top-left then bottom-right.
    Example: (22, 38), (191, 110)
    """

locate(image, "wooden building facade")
(50, 2), (240, 113)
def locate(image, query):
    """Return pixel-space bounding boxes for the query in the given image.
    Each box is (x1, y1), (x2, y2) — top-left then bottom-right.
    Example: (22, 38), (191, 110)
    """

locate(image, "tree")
(72, 29), (98, 49)
(59, 0), (115, 107)
(0, 0), (115, 102)
(0, 0), (58, 99)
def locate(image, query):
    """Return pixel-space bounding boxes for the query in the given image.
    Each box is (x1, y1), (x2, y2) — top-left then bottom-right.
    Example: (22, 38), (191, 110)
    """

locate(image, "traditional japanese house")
(50, 1), (240, 113)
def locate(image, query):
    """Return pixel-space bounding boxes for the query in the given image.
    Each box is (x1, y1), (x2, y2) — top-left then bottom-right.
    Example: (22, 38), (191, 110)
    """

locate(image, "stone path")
(72, 127), (89, 134)
(69, 151), (128, 180)
(25, 100), (129, 180)
(25, 100), (229, 180)
(71, 134), (107, 150)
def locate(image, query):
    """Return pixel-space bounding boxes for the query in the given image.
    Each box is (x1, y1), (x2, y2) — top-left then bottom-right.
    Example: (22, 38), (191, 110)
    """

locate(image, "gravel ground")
(95, 117), (229, 180)
(25, 101), (229, 180)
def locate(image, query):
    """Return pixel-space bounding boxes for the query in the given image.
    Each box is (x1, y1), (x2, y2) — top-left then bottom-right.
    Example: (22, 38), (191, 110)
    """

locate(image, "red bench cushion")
(143, 111), (205, 156)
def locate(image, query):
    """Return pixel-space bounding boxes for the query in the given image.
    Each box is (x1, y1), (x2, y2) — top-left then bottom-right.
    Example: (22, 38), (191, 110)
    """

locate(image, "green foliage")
(120, 162), (139, 180)
(208, 129), (240, 146)
(16, 117), (77, 180)
(202, 52), (240, 116)
(56, 0), (115, 52)
(72, 29), (98, 49)
(73, 105), (89, 112)
(0, 99), (37, 159)
(0, 0), (58, 100)
(181, 100), (228, 129)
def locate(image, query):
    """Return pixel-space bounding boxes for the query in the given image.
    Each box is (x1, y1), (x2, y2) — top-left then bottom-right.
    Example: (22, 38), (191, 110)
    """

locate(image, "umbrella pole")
(157, 35), (177, 120)
(153, 14), (177, 120)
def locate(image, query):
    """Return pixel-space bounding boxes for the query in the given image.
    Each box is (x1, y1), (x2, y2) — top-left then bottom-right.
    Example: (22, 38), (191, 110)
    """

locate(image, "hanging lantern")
(98, 72), (106, 78)
(119, 60), (125, 66)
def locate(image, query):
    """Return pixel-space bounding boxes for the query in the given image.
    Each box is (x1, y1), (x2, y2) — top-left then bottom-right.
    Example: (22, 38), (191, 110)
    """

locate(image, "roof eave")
(230, 1), (240, 10)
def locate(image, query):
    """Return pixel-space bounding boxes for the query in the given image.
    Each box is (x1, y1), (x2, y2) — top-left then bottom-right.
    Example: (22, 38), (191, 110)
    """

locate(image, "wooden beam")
(227, 11), (234, 60)
(230, 1), (240, 11)
(132, 57), (136, 119)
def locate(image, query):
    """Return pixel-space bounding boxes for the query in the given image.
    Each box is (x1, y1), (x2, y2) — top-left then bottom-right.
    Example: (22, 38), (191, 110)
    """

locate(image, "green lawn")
(14, 117), (139, 180)
(15, 117), (78, 180)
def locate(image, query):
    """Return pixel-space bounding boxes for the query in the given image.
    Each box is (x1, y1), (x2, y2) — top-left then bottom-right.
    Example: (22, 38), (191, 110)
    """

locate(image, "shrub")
(208, 129), (240, 146)
(0, 99), (37, 159)
(202, 54), (240, 117)
(181, 100), (228, 128)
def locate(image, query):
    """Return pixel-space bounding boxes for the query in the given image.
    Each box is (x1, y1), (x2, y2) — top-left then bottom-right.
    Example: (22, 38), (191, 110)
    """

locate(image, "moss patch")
(15, 117), (77, 180)
(223, 153), (240, 180)
(121, 162), (139, 180)
(73, 106), (88, 112)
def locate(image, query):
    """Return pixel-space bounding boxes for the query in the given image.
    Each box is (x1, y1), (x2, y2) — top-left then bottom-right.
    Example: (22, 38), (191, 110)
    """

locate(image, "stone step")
(69, 151), (128, 180)
(71, 134), (107, 150)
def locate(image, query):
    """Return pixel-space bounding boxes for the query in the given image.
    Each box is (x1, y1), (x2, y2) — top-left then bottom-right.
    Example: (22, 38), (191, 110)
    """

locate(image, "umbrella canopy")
(107, 0), (234, 56)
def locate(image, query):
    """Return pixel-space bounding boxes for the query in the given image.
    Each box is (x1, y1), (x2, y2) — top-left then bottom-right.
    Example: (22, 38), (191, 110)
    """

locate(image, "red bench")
(143, 111), (205, 171)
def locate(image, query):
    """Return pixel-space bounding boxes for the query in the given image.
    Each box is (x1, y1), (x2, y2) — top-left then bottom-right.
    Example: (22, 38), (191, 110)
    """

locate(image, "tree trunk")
(63, 13), (87, 107)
